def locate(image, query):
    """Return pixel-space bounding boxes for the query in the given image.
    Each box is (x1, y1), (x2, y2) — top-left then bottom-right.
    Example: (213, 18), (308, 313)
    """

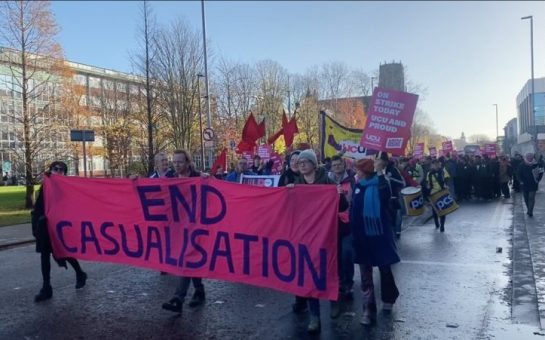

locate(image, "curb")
(0, 239), (35, 251)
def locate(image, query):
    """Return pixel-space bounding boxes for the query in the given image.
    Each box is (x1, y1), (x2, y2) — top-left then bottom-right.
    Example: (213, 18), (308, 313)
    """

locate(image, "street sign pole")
(83, 137), (87, 178)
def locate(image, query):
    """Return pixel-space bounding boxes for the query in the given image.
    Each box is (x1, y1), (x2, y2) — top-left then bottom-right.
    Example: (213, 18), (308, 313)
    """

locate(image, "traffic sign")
(203, 128), (215, 141)
(204, 140), (215, 148)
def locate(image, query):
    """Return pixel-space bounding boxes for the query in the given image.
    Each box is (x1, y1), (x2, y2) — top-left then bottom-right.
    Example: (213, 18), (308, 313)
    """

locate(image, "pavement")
(0, 191), (544, 339)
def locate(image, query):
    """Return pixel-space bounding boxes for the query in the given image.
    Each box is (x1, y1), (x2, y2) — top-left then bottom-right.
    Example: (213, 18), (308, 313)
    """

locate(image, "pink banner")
(360, 87), (419, 155)
(414, 142), (425, 158)
(484, 143), (497, 158)
(442, 141), (453, 153)
(44, 176), (339, 300)
(429, 147), (437, 158)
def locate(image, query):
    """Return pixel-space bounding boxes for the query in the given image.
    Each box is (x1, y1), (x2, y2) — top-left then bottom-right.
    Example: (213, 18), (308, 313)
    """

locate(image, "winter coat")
(328, 169), (356, 236)
(498, 162), (512, 183)
(350, 174), (400, 267)
(518, 162), (544, 192)
(225, 170), (256, 183)
(278, 168), (299, 187)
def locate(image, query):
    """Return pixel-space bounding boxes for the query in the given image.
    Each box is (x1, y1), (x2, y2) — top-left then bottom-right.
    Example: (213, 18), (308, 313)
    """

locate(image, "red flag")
(283, 113), (299, 147)
(237, 113), (266, 153)
(268, 111), (289, 145)
(210, 148), (227, 175)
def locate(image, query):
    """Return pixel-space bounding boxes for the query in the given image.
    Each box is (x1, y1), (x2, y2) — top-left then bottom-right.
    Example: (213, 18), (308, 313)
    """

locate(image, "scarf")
(360, 175), (383, 236)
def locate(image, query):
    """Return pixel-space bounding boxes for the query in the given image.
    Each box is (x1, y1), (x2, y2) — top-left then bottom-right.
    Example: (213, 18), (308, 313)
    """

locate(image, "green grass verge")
(0, 185), (40, 227)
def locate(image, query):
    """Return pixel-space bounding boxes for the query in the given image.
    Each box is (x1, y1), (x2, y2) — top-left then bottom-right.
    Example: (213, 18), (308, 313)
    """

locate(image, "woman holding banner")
(351, 158), (400, 326)
(288, 149), (348, 334)
(278, 150), (301, 186)
(32, 161), (88, 302)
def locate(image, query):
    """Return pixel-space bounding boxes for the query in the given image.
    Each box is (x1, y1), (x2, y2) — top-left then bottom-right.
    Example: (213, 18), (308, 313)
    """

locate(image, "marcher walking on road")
(288, 149), (348, 334)
(162, 150), (207, 314)
(351, 158), (400, 326)
(424, 159), (450, 232)
(32, 161), (87, 302)
(518, 152), (544, 217)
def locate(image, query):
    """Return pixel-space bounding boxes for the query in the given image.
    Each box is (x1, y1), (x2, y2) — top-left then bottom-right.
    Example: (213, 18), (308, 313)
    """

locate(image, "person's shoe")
(188, 290), (205, 307)
(360, 313), (372, 326)
(330, 301), (341, 319)
(435, 223), (440, 229)
(440, 225), (445, 233)
(343, 289), (354, 301)
(292, 302), (308, 314)
(34, 286), (53, 302)
(75, 272), (87, 289)
(162, 297), (183, 313)
(395, 232), (401, 240)
(383, 302), (394, 312)
(307, 316), (321, 334)
(527, 212), (533, 218)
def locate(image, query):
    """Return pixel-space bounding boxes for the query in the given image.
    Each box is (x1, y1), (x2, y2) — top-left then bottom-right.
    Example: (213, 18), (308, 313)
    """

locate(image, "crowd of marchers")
(29, 148), (544, 335)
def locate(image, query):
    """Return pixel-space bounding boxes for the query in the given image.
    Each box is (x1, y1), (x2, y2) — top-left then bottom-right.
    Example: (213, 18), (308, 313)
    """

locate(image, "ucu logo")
(435, 194), (454, 210)
(366, 134), (381, 143)
(410, 196), (424, 209)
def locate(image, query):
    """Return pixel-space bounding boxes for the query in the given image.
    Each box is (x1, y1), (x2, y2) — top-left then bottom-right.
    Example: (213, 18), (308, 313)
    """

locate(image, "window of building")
(116, 82), (127, 93)
(74, 74), (87, 86)
(89, 76), (101, 89)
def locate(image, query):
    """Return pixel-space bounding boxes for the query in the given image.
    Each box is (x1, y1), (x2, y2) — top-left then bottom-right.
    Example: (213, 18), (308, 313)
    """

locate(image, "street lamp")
(521, 15), (535, 138)
(197, 74), (205, 170)
(370, 76), (376, 95)
(493, 104), (498, 142)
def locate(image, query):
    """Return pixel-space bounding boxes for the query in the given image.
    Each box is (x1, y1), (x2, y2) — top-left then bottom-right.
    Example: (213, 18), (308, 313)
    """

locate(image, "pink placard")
(44, 176), (340, 300)
(429, 147), (437, 157)
(442, 141), (453, 153)
(414, 143), (425, 158)
(242, 151), (254, 163)
(484, 143), (497, 158)
(360, 87), (419, 155)
(269, 152), (284, 174)
(257, 145), (272, 160)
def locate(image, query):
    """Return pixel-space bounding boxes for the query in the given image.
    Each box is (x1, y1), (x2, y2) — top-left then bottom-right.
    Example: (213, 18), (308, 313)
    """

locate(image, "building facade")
(0, 47), (149, 178)
(516, 77), (545, 137)
(378, 62), (405, 92)
(503, 117), (517, 155)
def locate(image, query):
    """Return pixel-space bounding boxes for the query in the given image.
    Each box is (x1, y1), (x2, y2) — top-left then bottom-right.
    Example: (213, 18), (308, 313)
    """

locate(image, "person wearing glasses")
(31, 161), (88, 302)
(288, 149), (348, 334)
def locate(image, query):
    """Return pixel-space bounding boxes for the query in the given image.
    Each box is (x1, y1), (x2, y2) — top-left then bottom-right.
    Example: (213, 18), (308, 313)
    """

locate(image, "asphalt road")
(0, 197), (543, 340)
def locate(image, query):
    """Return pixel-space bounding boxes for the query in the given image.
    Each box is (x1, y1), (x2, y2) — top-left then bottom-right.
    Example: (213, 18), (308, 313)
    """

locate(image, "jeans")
(523, 190), (537, 215)
(174, 277), (204, 301)
(341, 234), (355, 292)
(294, 296), (321, 316)
(359, 264), (399, 313)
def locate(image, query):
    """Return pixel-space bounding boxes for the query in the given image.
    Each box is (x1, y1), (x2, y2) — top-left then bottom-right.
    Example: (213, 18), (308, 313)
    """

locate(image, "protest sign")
(414, 143), (425, 158)
(359, 88), (419, 155)
(269, 152), (284, 174)
(241, 175), (280, 187)
(320, 111), (367, 160)
(429, 147), (437, 158)
(257, 145), (272, 160)
(242, 151), (254, 163)
(442, 141), (453, 153)
(44, 176), (339, 300)
(484, 143), (497, 158)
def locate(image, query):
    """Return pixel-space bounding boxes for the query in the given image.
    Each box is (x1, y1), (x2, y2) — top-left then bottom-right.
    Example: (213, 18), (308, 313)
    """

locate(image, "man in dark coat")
(518, 153), (544, 217)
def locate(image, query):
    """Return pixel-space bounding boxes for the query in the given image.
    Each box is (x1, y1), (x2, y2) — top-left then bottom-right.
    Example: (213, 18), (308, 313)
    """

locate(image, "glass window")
(73, 74), (87, 86)
(89, 77), (101, 89)
(103, 79), (114, 91)
(116, 82), (127, 93)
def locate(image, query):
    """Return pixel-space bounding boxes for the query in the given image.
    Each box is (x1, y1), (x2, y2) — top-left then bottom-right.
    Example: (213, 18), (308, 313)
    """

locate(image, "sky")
(50, 1), (545, 141)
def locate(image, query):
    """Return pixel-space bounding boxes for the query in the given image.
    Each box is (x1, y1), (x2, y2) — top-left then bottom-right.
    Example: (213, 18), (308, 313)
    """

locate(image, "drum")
(429, 188), (459, 217)
(401, 186), (424, 216)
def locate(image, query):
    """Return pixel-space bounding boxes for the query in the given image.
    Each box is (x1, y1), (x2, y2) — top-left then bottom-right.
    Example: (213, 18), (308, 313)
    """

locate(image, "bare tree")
(0, 0), (62, 208)
(153, 18), (203, 151)
(254, 60), (288, 138)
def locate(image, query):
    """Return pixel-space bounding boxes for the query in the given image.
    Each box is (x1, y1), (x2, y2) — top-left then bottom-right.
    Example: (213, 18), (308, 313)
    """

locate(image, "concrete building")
(503, 118), (517, 155)
(0, 46), (146, 177)
(516, 77), (545, 137)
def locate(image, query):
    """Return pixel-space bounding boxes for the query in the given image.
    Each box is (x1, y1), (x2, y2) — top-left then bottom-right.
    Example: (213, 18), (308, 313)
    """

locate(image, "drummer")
(396, 158), (421, 239)
(423, 159), (450, 232)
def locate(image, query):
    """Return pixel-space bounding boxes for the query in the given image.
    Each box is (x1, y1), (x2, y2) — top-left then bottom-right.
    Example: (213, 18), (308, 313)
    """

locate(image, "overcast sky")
(51, 1), (545, 140)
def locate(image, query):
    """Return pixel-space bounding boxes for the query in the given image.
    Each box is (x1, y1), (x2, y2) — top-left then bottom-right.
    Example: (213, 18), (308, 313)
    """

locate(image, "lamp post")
(197, 74), (205, 170)
(521, 15), (535, 138)
(493, 104), (498, 142)
(370, 76), (376, 95)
